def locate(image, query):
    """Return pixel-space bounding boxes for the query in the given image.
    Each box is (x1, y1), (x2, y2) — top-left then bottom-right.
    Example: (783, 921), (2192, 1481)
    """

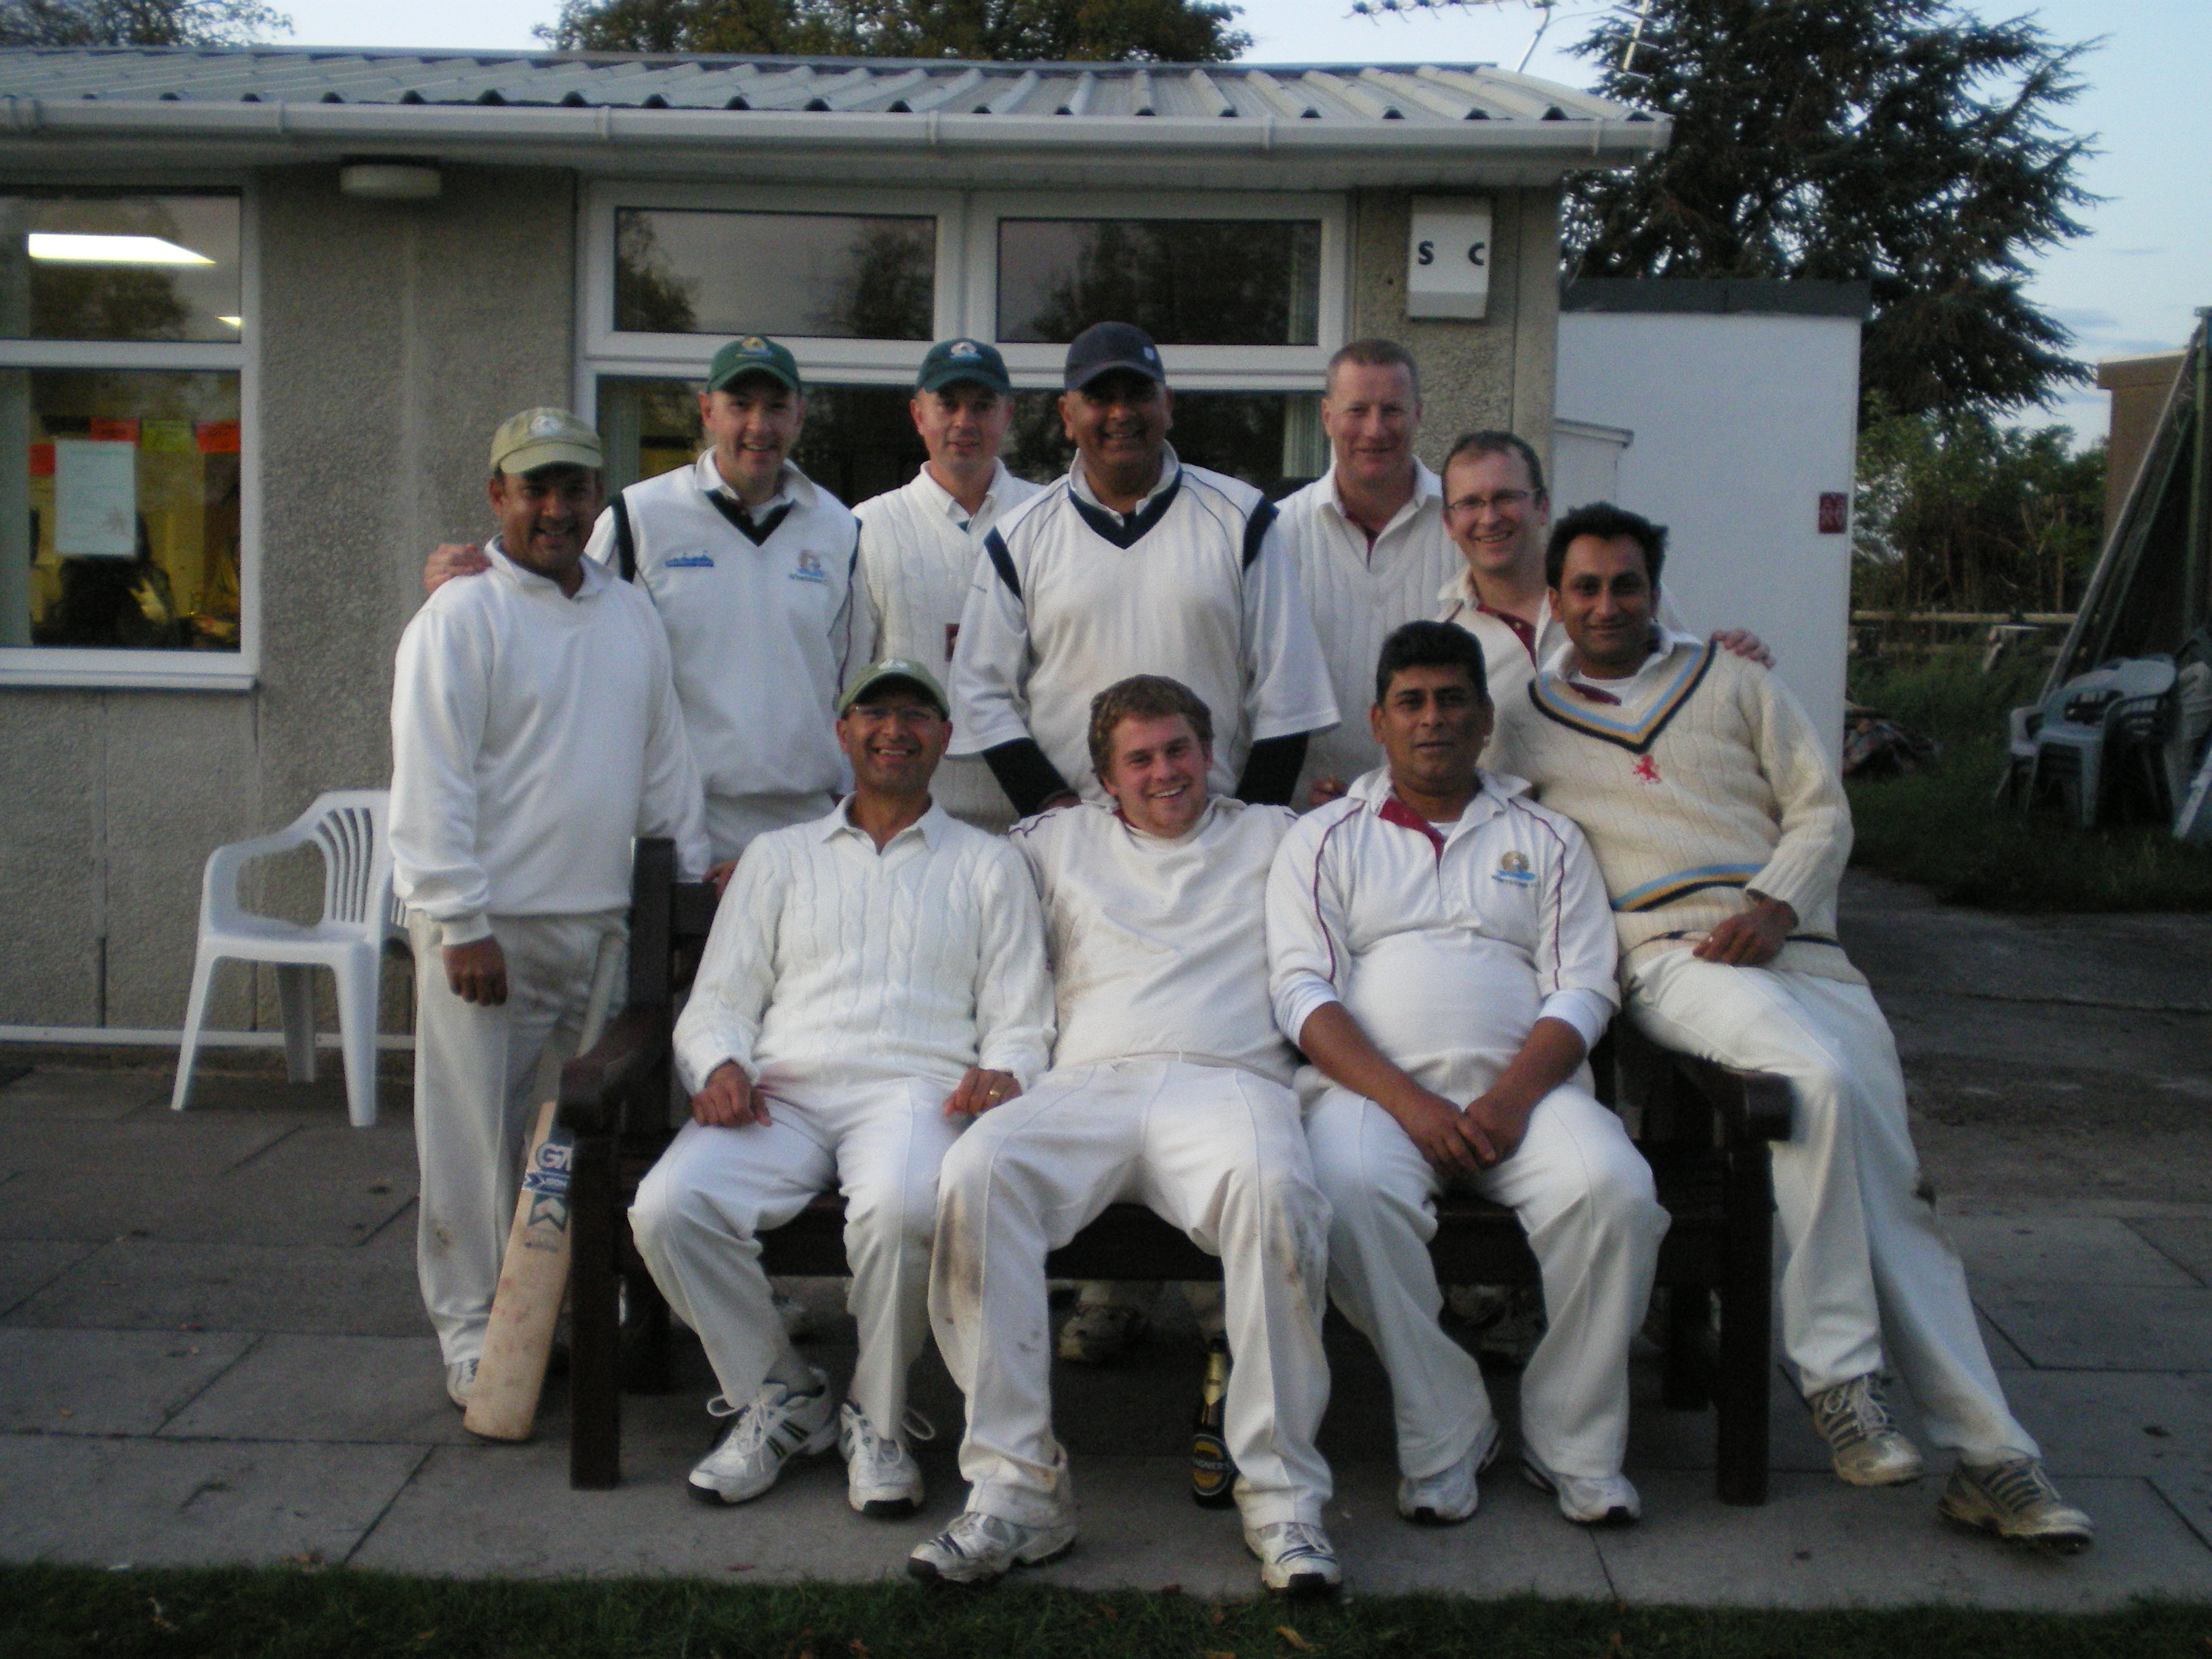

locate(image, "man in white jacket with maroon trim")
(1267, 619), (1666, 1528)
(390, 408), (709, 1412)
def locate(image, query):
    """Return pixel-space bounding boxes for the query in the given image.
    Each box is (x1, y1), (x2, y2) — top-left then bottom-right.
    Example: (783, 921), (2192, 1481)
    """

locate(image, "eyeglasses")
(1445, 489), (1534, 517)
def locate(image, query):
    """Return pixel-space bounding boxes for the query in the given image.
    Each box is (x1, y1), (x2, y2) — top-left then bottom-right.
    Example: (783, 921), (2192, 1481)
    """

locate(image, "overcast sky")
(270, 0), (2210, 446)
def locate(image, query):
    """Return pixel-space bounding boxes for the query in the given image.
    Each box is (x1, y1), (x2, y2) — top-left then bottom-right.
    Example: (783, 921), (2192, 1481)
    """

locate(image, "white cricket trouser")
(630, 1076), (962, 1430)
(704, 790), (836, 863)
(1307, 1082), (1667, 1481)
(407, 909), (624, 1365)
(1629, 950), (2036, 1460)
(931, 1059), (1333, 1530)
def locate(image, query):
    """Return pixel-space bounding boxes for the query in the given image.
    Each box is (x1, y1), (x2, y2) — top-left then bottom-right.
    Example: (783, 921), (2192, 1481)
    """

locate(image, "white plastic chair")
(171, 790), (401, 1128)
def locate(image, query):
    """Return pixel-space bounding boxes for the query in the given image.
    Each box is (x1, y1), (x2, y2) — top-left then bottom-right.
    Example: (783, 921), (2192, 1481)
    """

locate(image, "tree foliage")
(0, 0), (287, 45)
(540, 0), (1250, 62)
(1853, 406), (2106, 614)
(1568, 0), (2097, 418)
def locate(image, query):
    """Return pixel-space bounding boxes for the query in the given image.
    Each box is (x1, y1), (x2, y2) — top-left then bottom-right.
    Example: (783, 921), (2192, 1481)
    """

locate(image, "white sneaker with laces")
(1397, 1419), (1502, 1525)
(907, 1509), (1077, 1585)
(1521, 1452), (1641, 1526)
(687, 1372), (836, 1506)
(1244, 1519), (1341, 1597)
(840, 1400), (932, 1516)
(1807, 1373), (1925, 1486)
(1940, 1456), (2093, 1553)
(1056, 1300), (1147, 1365)
(445, 1358), (477, 1410)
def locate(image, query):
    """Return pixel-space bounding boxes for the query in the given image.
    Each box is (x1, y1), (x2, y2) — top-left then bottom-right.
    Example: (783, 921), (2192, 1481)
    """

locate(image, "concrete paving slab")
(0, 1067), (167, 1121)
(1946, 1214), (2201, 1289)
(2152, 1472), (2212, 1552)
(0, 1433), (424, 1568)
(1977, 1309), (2033, 1371)
(1980, 1285), (2212, 1372)
(0, 1240), (101, 1317)
(1995, 1370), (2212, 1483)
(174, 1070), (411, 1123)
(2131, 1216), (2212, 1284)
(162, 1334), (470, 1445)
(1591, 1471), (2212, 1610)
(7, 1240), (424, 1337)
(0, 1328), (255, 1435)
(2, 1115), (298, 1179)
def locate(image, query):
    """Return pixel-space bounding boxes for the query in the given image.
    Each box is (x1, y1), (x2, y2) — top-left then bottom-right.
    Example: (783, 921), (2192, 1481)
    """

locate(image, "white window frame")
(0, 180), (258, 692)
(576, 181), (1348, 410)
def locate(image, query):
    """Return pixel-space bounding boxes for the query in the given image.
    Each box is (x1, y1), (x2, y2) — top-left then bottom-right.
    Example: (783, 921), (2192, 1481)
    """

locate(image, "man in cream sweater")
(632, 659), (1053, 1519)
(1488, 501), (2092, 1553)
(390, 407), (709, 1410)
(1269, 620), (1666, 1530)
(914, 676), (1337, 1598)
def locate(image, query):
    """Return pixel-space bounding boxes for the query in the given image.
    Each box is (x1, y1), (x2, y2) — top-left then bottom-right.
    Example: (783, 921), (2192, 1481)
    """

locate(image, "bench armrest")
(558, 1004), (666, 1136)
(1671, 1052), (1793, 1144)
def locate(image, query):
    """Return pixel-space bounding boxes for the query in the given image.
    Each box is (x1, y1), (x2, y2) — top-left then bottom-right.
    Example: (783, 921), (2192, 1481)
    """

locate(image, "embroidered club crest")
(797, 550), (823, 576)
(529, 411), (564, 438)
(1633, 756), (1662, 785)
(741, 335), (767, 354)
(1494, 849), (1536, 886)
(951, 340), (980, 359)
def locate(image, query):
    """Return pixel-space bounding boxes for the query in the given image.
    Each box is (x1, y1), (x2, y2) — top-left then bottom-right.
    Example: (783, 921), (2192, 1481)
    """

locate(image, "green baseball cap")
(917, 337), (1012, 396)
(838, 657), (949, 718)
(490, 407), (602, 476)
(707, 334), (802, 394)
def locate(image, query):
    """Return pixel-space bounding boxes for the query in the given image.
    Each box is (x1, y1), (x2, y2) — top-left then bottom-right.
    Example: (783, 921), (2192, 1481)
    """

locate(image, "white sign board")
(1407, 198), (1492, 320)
(54, 438), (138, 558)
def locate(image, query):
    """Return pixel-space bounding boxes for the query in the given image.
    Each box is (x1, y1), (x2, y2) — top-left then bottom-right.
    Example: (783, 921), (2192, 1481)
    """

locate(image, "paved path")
(1, 871), (2208, 1606)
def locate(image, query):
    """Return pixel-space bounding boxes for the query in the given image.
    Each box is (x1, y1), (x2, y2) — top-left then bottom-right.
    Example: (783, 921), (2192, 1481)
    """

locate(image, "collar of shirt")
(911, 459), (1010, 533)
(486, 536), (608, 601)
(1069, 443), (1181, 518)
(814, 794), (954, 855)
(1327, 457), (1442, 545)
(1346, 764), (1530, 847)
(693, 449), (806, 518)
(1542, 625), (1706, 700)
(1113, 792), (1229, 849)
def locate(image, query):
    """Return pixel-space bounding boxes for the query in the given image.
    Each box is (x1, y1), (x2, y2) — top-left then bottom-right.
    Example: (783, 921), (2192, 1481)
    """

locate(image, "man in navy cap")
(853, 339), (1041, 832)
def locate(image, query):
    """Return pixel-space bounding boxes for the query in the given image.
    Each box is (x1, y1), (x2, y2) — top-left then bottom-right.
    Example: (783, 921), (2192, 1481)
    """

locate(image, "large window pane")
(0, 194), (241, 344)
(998, 220), (1321, 346)
(597, 377), (926, 510)
(2, 368), (243, 651)
(1006, 390), (1325, 499)
(615, 209), (935, 341)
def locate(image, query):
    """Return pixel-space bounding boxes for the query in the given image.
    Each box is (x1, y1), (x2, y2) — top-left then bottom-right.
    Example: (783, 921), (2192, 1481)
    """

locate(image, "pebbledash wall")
(0, 47), (1662, 1044)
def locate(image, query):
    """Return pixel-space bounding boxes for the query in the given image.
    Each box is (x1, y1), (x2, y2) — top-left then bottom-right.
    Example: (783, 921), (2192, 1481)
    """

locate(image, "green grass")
(1, 1567), (2208, 1659)
(1845, 653), (2212, 912)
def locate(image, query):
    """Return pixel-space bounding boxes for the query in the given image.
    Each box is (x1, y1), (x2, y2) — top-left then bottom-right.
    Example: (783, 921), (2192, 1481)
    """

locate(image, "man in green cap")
(854, 338), (1040, 832)
(424, 335), (861, 865)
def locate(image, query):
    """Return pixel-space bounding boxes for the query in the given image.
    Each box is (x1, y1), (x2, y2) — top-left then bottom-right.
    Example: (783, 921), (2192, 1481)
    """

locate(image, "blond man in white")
(1488, 503), (2092, 1553)
(1269, 620), (1666, 1528)
(631, 660), (1053, 1518)
(914, 676), (1338, 1599)
(855, 338), (1040, 832)
(391, 409), (708, 1410)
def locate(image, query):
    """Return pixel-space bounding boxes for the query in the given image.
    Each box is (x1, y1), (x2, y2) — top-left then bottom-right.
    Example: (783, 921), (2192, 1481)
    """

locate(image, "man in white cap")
(854, 337), (1040, 832)
(390, 407), (708, 1410)
(630, 658), (1054, 1519)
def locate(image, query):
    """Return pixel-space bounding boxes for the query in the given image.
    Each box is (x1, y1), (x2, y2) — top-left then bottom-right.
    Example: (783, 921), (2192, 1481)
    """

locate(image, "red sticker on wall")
(28, 443), (54, 478)
(1818, 492), (1849, 535)
(196, 421), (241, 455)
(88, 417), (140, 444)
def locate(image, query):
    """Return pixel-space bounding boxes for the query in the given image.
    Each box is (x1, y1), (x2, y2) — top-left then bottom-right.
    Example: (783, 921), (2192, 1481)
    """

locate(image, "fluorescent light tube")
(27, 233), (216, 266)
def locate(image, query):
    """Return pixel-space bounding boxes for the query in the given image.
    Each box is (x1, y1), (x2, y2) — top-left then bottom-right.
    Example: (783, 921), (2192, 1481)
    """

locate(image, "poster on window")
(54, 438), (138, 557)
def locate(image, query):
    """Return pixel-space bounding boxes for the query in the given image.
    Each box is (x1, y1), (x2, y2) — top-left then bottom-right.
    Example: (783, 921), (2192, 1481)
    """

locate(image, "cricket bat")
(463, 935), (625, 1443)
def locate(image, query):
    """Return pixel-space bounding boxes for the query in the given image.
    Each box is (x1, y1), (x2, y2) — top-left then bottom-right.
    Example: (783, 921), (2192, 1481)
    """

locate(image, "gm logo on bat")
(522, 1134), (573, 1226)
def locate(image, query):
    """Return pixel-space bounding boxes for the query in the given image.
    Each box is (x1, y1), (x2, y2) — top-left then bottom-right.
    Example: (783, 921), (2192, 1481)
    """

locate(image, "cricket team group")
(386, 319), (2092, 1597)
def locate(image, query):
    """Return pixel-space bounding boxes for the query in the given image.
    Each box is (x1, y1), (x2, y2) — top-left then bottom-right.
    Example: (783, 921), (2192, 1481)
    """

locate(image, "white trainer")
(1056, 1300), (1147, 1364)
(1521, 1452), (1641, 1526)
(444, 1358), (477, 1410)
(1807, 1373), (1925, 1486)
(687, 1372), (836, 1507)
(908, 1509), (1077, 1586)
(840, 1399), (930, 1517)
(1397, 1419), (1502, 1525)
(1244, 1519), (1341, 1598)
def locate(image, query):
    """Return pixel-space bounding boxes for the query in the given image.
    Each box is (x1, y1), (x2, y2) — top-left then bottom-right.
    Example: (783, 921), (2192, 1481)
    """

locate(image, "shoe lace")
(1261, 1522), (1331, 1563)
(943, 1511), (1021, 1559)
(1814, 1377), (1898, 1450)
(1973, 1458), (2057, 1515)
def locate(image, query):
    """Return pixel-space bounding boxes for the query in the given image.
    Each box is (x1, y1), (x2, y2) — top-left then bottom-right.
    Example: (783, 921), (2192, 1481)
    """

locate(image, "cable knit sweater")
(1486, 629), (1862, 987)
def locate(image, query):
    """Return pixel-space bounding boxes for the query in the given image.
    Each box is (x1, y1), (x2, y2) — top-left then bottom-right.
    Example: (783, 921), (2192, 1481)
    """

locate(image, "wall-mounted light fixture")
(337, 160), (443, 201)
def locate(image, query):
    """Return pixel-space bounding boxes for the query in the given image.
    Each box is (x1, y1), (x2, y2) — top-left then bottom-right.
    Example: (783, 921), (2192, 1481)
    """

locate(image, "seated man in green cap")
(630, 658), (1054, 1519)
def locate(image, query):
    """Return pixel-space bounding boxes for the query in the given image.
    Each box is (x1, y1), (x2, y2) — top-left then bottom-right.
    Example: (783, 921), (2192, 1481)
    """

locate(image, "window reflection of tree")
(614, 210), (699, 334)
(792, 386), (925, 508)
(10, 199), (197, 344)
(1002, 220), (1322, 346)
(1004, 389), (1300, 498)
(814, 220), (933, 341)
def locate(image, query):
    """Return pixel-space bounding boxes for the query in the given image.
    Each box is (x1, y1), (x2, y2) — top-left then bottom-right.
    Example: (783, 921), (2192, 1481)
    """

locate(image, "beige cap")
(839, 657), (949, 717)
(491, 407), (602, 476)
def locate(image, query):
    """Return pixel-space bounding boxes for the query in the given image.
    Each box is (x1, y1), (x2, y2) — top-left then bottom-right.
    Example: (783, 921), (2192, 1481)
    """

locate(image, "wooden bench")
(558, 838), (1793, 1504)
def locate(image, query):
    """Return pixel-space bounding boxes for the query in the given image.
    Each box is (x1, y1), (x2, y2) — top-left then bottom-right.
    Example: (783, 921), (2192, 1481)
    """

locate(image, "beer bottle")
(1189, 1334), (1237, 1508)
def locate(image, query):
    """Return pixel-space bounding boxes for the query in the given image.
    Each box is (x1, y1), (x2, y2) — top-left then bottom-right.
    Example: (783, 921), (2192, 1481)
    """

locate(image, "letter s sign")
(1416, 240), (1435, 267)
(1406, 198), (1492, 320)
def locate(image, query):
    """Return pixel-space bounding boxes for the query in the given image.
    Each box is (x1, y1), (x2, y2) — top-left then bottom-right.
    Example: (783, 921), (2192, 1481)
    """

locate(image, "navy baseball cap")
(1063, 321), (1166, 390)
(917, 337), (1012, 396)
(707, 334), (801, 394)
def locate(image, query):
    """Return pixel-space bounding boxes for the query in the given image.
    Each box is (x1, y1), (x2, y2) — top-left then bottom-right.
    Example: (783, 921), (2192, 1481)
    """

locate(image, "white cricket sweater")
(949, 446), (1339, 802)
(585, 452), (859, 807)
(673, 799), (1055, 1100)
(1011, 796), (1298, 1086)
(1486, 628), (1862, 985)
(1267, 768), (1618, 1104)
(855, 460), (1042, 830)
(390, 543), (709, 945)
(1277, 461), (1459, 800)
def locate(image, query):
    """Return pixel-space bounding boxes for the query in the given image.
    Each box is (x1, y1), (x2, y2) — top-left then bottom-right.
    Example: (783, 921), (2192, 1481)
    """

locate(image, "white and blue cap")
(1063, 321), (1166, 390)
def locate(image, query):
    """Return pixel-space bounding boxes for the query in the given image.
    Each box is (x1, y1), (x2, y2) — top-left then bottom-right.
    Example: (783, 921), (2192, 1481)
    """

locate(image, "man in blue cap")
(854, 338), (1040, 832)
